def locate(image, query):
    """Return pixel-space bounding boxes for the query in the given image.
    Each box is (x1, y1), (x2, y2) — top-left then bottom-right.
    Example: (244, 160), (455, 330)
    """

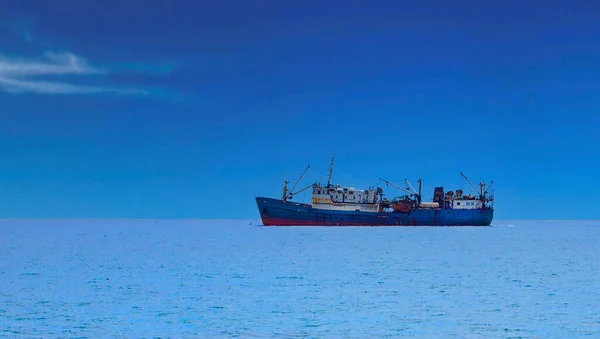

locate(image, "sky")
(0, 0), (599, 219)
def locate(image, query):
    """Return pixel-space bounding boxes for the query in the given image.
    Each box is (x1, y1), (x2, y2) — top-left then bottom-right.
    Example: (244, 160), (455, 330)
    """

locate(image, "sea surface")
(1, 219), (599, 338)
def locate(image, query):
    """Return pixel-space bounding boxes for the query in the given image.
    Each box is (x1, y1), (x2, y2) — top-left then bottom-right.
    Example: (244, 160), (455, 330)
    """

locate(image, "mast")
(417, 178), (422, 204)
(282, 180), (289, 201)
(327, 156), (334, 187)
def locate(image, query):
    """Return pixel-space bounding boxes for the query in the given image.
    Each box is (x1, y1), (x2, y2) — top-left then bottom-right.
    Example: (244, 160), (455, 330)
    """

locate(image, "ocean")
(1, 219), (599, 338)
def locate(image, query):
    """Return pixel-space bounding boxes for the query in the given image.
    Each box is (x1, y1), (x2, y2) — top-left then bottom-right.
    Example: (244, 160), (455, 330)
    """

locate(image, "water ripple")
(0, 219), (599, 337)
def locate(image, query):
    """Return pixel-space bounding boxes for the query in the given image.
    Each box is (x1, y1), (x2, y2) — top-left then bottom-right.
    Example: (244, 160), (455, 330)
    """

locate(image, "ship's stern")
(480, 208), (494, 226)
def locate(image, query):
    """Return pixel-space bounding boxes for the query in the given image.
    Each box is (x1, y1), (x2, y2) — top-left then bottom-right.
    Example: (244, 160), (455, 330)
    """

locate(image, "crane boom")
(405, 179), (418, 195)
(289, 165), (310, 194)
(483, 181), (494, 196)
(460, 172), (480, 196)
(379, 178), (413, 195)
(291, 183), (313, 196)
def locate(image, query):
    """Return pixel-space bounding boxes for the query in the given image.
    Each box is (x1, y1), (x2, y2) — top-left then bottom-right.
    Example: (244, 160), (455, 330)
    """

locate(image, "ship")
(255, 157), (494, 226)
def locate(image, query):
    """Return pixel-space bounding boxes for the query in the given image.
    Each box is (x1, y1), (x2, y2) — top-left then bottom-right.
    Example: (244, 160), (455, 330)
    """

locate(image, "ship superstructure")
(256, 157), (494, 226)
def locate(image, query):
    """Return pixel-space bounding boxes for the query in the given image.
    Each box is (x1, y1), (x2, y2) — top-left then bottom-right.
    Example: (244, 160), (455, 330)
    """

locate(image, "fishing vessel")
(255, 157), (494, 226)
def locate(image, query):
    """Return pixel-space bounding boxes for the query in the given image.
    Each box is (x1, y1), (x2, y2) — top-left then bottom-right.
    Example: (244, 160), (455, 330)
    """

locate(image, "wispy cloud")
(0, 51), (150, 95)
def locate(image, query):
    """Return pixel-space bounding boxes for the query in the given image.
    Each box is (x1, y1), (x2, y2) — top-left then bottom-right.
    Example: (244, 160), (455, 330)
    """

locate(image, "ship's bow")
(255, 197), (279, 226)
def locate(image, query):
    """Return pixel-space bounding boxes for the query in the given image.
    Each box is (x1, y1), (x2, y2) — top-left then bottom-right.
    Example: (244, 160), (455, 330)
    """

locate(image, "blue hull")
(256, 197), (493, 226)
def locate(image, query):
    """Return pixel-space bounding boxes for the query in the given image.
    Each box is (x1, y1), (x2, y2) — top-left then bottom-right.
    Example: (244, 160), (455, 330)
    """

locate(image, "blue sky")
(1, 0), (599, 219)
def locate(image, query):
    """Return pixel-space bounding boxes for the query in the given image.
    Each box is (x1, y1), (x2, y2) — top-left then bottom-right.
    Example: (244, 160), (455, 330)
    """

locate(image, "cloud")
(0, 77), (148, 95)
(0, 51), (150, 95)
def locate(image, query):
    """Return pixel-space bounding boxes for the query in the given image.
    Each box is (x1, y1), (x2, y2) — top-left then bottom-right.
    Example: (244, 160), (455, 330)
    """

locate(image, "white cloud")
(0, 51), (147, 95)
(0, 77), (148, 95)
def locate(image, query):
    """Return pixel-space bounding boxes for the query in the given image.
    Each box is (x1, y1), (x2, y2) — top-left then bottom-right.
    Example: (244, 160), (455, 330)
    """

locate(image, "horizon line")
(0, 218), (598, 222)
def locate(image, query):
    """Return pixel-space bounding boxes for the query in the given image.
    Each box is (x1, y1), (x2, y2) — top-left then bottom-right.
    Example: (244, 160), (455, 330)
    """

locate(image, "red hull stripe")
(261, 218), (486, 227)
(263, 218), (404, 226)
